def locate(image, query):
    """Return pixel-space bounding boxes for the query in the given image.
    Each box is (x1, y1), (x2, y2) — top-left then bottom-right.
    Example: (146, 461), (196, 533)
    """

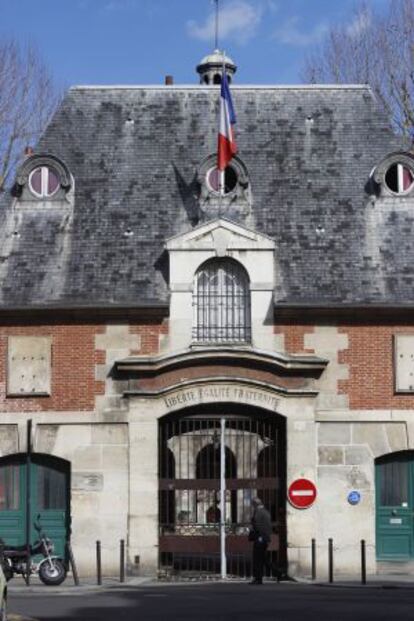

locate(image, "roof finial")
(214, 0), (219, 51)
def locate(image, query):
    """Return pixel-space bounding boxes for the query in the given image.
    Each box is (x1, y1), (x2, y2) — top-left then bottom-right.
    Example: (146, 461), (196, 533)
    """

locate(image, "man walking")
(250, 497), (272, 585)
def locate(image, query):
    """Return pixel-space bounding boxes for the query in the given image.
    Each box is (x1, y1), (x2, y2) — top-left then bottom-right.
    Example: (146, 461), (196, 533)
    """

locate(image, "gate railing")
(158, 414), (285, 580)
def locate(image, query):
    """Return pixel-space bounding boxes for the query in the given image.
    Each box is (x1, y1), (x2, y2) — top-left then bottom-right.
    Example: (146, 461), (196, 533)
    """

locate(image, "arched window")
(192, 259), (251, 343)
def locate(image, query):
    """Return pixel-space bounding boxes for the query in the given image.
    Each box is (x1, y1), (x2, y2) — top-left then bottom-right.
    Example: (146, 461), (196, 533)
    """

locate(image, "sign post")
(220, 417), (226, 579)
(288, 478), (317, 509)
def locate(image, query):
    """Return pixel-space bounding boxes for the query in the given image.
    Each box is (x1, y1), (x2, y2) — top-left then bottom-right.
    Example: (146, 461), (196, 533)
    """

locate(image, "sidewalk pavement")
(7, 572), (414, 595)
(8, 575), (153, 595)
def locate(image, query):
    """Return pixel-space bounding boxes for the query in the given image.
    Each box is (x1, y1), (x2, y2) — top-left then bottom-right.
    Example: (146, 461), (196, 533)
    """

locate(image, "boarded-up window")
(394, 335), (414, 392)
(7, 336), (52, 396)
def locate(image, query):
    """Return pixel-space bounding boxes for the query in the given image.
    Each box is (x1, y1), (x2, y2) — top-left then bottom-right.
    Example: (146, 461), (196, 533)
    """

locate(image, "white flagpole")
(220, 417), (227, 579)
(218, 169), (224, 217)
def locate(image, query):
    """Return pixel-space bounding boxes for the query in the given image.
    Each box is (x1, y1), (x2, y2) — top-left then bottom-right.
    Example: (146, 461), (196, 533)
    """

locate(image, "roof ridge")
(69, 84), (371, 92)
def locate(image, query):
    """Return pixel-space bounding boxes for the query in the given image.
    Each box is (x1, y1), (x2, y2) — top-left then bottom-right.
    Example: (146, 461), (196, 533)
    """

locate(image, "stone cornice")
(115, 346), (328, 375)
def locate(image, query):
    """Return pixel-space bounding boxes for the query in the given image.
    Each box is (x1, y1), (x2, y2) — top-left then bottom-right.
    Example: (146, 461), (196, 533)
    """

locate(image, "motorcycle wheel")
(38, 559), (67, 586)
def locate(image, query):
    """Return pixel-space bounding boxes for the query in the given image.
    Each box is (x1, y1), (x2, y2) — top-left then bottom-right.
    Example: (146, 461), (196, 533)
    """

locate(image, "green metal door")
(376, 452), (414, 559)
(0, 454), (70, 559)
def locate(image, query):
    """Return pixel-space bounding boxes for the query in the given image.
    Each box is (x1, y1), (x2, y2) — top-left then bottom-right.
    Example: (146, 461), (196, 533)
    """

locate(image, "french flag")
(217, 71), (237, 172)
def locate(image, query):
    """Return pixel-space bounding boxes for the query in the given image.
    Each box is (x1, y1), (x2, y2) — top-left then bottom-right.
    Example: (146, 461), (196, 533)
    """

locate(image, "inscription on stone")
(164, 386), (279, 411)
(72, 472), (104, 491)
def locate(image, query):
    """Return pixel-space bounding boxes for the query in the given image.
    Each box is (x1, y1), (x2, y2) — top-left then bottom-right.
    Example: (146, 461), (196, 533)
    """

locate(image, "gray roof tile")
(0, 85), (409, 308)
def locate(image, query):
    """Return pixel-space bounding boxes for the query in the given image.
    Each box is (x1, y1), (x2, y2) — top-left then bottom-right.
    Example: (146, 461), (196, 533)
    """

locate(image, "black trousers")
(252, 540), (268, 582)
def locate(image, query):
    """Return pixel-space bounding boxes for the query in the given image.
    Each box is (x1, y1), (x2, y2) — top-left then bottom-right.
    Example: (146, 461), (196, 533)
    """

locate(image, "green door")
(376, 452), (414, 559)
(0, 454), (70, 559)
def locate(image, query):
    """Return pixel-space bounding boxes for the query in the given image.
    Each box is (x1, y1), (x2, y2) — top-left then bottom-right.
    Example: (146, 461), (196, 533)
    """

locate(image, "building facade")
(0, 53), (414, 579)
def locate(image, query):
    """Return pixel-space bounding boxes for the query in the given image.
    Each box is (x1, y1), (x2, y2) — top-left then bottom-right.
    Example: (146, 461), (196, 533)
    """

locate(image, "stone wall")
(36, 422), (129, 576)
(314, 419), (409, 577)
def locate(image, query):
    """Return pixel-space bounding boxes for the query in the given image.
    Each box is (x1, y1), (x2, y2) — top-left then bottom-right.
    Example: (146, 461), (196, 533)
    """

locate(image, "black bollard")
(96, 540), (102, 585)
(328, 538), (333, 583)
(311, 538), (316, 580)
(361, 539), (366, 585)
(120, 539), (125, 583)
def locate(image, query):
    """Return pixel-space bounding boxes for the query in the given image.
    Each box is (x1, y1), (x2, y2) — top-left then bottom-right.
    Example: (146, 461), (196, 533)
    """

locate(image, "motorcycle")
(0, 514), (67, 585)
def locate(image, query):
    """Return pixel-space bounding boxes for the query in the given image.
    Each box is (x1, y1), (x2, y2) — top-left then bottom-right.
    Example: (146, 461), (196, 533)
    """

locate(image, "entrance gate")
(159, 411), (286, 578)
(0, 453), (70, 559)
(376, 451), (414, 559)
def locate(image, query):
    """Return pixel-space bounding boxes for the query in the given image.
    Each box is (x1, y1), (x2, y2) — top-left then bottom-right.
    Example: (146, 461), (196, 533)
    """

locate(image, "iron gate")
(159, 412), (286, 579)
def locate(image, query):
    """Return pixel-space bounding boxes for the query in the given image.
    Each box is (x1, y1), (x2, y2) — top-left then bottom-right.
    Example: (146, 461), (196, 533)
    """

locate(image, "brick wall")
(274, 324), (315, 353)
(130, 320), (169, 354)
(275, 322), (414, 409)
(2, 319), (414, 412)
(0, 320), (167, 412)
(338, 325), (414, 409)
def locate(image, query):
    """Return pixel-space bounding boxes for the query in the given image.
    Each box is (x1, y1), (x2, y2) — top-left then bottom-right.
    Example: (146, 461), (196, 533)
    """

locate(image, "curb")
(8, 577), (414, 593)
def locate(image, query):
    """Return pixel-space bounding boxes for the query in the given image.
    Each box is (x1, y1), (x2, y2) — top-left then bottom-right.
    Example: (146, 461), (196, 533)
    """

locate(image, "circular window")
(385, 163), (414, 194)
(206, 166), (238, 195)
(29, 166), (60, 198)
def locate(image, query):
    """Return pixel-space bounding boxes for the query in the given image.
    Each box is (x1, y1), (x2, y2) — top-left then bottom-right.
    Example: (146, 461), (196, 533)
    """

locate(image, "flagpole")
(214, 0), (219, 51)
(219, 50), (226, 216)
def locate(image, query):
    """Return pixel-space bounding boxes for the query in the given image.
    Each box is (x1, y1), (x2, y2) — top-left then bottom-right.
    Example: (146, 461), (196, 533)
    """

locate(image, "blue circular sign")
(347, 490), (361, 505)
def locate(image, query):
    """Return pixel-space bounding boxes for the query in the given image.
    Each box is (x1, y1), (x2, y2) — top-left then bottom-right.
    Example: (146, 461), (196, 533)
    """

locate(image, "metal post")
(25, 419), (32, 586)
(67, 541), (80, 586)
(328, 538), (333, 583)
(120, 539), (125, 583)
(361, 539), (366, 585)
(96, 540), (102, 585)
(214, 0), (219, 50)
(311, 538), (316, 581)
(220, 417), (226, 579)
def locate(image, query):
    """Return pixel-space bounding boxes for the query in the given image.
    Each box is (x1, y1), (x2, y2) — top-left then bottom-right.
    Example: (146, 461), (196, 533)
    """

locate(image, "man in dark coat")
(250, 497), (272, 585)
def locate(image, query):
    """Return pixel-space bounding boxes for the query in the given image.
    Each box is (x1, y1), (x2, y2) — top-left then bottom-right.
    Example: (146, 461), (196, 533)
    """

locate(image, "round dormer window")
(206, 166), (238, 195)
(385, 163), (414, 195)
(28, 166), (60, 198)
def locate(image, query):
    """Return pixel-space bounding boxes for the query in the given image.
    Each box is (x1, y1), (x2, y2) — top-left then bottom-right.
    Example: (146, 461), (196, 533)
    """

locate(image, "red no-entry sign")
(288, 478), (317, 509)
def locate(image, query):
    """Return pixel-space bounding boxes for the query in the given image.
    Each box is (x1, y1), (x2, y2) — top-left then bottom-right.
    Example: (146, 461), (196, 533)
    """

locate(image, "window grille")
(192, 259), (251, 343)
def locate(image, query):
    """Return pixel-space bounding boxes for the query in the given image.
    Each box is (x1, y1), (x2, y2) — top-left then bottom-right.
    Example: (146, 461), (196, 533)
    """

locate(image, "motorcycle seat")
(2, 545), (29, 555)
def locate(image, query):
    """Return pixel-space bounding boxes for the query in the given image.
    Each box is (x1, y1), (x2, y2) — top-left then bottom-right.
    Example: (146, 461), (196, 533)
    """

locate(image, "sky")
(0, 0), (389, 88)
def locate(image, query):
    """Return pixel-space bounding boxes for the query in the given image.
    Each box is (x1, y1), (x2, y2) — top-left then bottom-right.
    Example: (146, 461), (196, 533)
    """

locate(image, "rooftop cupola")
(196, 49), (237, 85)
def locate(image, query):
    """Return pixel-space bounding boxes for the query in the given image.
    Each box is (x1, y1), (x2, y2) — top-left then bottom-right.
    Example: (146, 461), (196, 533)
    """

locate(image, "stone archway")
(158, 403), (286, 579)
(119, 346), (326, 576)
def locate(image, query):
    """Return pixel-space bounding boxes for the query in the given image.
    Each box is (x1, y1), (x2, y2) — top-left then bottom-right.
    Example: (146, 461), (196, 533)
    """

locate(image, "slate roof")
(0, 83), (410, 309)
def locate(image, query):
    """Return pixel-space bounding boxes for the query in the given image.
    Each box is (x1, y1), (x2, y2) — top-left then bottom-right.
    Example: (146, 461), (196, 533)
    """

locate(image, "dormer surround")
(14, 153), (73, 202)
(164, 218), (277, 353)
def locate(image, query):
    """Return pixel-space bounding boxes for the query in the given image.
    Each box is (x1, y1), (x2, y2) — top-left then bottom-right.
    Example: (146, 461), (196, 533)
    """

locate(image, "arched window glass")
(192, 259), (251, 343)
(28, 166), (60, 198)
